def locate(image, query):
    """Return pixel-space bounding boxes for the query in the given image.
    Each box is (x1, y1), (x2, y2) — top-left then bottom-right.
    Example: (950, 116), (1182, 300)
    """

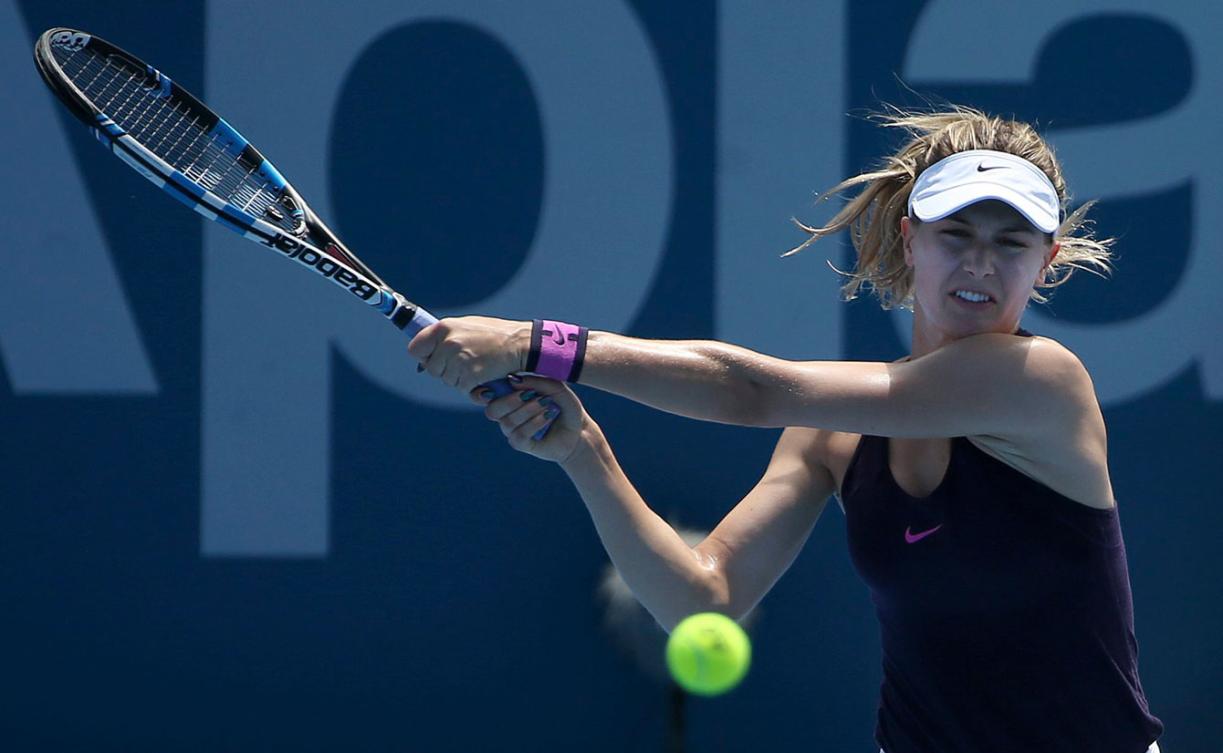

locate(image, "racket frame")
(33, 28), (534, 418)
(33, 28), (435, 335)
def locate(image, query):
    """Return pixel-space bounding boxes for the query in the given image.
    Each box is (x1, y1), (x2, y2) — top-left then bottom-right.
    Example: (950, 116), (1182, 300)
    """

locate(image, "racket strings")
(55, 45), (295, 233)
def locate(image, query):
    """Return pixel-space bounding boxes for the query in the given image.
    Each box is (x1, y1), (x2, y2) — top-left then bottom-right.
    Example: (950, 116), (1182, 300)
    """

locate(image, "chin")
(944, 321), (994, 338)
(936, 307), (1008, 338)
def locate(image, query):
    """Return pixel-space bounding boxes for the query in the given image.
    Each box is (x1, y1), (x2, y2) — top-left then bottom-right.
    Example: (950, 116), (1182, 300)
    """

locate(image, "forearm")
(569, 331), (902, 433)
(559, 423), (726, 632)
(418, 316), (856, 429)
(574, 331), (782, 427)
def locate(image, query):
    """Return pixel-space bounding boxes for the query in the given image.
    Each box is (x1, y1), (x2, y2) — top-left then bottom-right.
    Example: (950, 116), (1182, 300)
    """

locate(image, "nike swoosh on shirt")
(904, 524), (943, 544)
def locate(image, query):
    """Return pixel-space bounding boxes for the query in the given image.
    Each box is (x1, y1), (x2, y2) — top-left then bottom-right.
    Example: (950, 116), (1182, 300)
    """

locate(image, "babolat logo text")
(50, 31), (90, 51)
(261, 234), (377, 300)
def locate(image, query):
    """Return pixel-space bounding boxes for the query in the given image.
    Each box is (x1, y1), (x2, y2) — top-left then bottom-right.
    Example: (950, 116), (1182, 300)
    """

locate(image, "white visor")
(907, 149), (1061, 234)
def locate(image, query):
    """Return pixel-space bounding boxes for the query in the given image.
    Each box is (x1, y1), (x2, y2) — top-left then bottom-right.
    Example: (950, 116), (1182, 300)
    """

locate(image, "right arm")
(485, 375), (835, 631)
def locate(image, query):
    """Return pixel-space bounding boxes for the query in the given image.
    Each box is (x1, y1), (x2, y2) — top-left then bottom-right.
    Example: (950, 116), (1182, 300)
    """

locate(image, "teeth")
(954, 290), (991, 303)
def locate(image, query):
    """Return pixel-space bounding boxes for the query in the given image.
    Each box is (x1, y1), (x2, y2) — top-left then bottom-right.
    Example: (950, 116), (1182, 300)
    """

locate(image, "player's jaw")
(908, 254), (1036, 349)
(937, 246), (1046, 337)
(909, 260), (998, 336)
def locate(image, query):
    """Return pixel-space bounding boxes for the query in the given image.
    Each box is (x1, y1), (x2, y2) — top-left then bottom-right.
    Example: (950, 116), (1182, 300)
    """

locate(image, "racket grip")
(483, 378), (516, 398)
(401, 304), (556, 441)
(400, 305), (440, 338)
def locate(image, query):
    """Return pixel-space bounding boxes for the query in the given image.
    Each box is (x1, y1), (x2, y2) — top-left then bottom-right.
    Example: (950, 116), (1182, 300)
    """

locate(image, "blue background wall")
(3, 1), (1220, 750)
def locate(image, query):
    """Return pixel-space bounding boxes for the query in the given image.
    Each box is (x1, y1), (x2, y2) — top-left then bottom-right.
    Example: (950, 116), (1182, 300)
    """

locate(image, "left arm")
(591, 332), (1089, 441)
(410, 319), (1093, 441)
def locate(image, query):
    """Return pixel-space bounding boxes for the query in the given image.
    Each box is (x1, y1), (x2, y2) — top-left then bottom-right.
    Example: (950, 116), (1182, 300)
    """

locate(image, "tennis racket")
(34, 27), (545, 426)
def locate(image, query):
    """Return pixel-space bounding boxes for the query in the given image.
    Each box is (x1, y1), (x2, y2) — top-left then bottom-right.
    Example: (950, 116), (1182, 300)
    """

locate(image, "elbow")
(659, 553), (736, 634)
(687, 560), (762, 631)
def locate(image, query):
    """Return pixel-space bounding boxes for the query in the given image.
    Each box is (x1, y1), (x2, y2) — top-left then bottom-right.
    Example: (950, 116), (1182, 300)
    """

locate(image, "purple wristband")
(526, 319), (588, 382)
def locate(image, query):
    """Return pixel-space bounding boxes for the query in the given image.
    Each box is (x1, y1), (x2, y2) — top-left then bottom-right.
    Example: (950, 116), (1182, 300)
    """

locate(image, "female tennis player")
(409, 106), (1163, 753)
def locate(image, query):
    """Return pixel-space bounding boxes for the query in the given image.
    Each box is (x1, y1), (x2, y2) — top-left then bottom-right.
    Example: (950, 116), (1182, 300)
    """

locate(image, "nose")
(961, 244), (996, 277)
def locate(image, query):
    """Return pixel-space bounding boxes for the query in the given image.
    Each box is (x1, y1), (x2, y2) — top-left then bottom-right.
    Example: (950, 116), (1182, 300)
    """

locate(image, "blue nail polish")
(520, 390), (538, 402)
(539, 397), (554, 408)
(532, 418), (556, 441)
(545, 405), (560, 419)
(480, 389), (496, 401)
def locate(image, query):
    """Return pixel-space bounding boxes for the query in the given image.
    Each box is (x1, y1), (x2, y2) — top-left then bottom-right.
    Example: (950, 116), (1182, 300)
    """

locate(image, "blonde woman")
(409, 107), (1164, 753)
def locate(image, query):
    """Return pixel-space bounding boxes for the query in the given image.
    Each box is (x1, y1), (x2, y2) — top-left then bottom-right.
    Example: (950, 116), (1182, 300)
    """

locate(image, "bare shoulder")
(941, 331), (1094, 396)
(763, 336), (1115, 509)
(1016, 335), (1106, 437)
(1022, 335), (1097, 395)
(971, 335), (1115, 509)
(939, 333), (1101, 438)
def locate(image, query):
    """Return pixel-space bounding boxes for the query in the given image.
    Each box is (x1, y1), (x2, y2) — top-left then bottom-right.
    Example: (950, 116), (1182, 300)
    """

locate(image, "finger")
(507, 408), (560, 450)
(530, 401), (562, 441)
(406, 321), (442, 360)
(423, 337), (462, 380)
(501, 375), (580, 413)
(485, 385), (547, 421)
(439, 358), (462, 389)
(497, 395), (550, 437)
(422, 352), (444, 379)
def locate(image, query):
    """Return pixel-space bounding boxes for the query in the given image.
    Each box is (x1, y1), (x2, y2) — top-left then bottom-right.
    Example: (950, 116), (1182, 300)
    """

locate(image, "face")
(901, 200), (1059, 342)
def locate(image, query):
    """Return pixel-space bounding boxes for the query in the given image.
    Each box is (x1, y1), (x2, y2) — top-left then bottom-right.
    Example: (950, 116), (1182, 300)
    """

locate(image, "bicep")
(762, 334), (1091, 441)
(693, 427), (835, 619)
(888, 335), (1091, 439)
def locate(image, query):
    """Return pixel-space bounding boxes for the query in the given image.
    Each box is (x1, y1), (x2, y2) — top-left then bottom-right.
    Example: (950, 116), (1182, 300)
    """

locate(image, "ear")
(1035, 241), (1061, 286)
(1044, 241), (1061, 271)
(900, 216), (915, 267)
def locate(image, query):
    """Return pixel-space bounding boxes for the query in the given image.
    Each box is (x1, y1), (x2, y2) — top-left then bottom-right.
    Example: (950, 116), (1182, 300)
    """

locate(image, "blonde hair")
(787, 105), (1114, 309)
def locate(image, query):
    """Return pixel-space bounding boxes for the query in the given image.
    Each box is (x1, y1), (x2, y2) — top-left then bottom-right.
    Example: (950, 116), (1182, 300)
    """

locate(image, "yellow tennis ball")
(665, 612), (752, 696)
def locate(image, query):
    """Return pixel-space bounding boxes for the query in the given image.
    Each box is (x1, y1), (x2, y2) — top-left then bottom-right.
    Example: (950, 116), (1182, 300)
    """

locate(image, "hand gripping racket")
(34, 28), (540, 420)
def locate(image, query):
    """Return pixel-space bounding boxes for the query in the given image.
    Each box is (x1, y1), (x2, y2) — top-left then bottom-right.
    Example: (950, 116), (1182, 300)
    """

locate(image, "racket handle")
(483, 377), (517, 398)
(398, 304), (555, 440)
(398, 303), (440, 338)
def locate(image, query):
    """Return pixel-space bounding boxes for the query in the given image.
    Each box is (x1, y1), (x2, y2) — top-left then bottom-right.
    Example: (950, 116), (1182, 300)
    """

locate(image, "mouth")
(948, 289), (995, 308)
